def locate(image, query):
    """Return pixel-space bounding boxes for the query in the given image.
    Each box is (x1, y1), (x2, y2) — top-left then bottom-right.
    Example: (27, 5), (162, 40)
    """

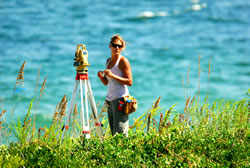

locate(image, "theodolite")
(73, 44), (90, 73)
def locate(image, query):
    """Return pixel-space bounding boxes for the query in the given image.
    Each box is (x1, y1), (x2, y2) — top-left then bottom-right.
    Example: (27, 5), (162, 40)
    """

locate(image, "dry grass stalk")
(16, 61), (26, 85)
(0, 121), (3, 144)
(165, 107), (172, 120)
(32, 68), (40, 141)
(34, 68), (40, 114)
(187, 96), (196, 123)
(158, 113), (163, 133)
(22, 118), (31, 136)
(51, 104), (59, 125)
(98, 103), (109, 119)
(179, 114), (185, 123)
(146, 112), (151, 133)
(33, 75), (47, 133)
(189, 96), (196, 109)
(23, 112), (30, 127)
(72, 103), (78, 137)
(38, 127), (45, 138)
(184, 96), (191, 116)
(152, 118), (158, 129)
(198, 55), (201, 104)
(187, 64), (190, 97)
(96, 102), (100, 109)
(181, 73), (186, 101)
(1, 98), (7, 118)
(207, 56), (211, 102)
(0, 110), (7, 118)
(59, 95), (68, 121)
(154, 96), (161, 109)
(40, 76), (47, 97)
(73, 103), (78, 119)
(0, 120), (3, 137)
(89, 112), (94, 124)
(59, 95), (67, 111)
(101, 104), (109, 113)
(12, 61), (26, 121)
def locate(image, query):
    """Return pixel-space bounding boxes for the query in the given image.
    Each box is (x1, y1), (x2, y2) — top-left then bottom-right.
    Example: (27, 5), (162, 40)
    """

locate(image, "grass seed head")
(154, 96), (161, 109)
(0, 110), (7, 117)
(59, 95), (68, 120)
(16, 61), (26, 85)
(52, 104), (59, 124)
(40, 76), (47, 96)
(73, 103), (78, 118)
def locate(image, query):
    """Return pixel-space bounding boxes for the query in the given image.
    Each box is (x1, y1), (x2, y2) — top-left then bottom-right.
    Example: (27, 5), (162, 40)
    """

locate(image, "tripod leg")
(84, 79), (90, 138)
(80, 79), (90, 139)
(86, 79), (104, 138)
(62, 80), (79, 139)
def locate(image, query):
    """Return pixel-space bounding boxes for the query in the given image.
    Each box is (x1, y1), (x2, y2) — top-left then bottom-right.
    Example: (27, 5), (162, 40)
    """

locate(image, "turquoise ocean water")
(0, 0), (249, 129)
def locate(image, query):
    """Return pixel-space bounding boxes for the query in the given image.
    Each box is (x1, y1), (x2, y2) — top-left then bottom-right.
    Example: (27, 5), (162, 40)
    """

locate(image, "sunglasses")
(111, 43), (123, 48)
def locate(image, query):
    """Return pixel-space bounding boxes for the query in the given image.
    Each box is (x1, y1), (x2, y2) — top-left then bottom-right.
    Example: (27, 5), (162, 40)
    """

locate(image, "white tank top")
(106, 55), (129, 101)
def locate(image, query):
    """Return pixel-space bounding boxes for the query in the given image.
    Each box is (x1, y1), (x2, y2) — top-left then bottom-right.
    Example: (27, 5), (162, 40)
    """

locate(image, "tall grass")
(0, 60), (249, 167)
(11, 61), (26, 121)
(32, 75), (47, 139)
(1, 94), (248, 167)
(0, 98), (7, 145)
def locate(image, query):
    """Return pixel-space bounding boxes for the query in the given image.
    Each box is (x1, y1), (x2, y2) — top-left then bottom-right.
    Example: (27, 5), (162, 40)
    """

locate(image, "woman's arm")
(97, 71), (108, 85)
(104, 57), (133, 86)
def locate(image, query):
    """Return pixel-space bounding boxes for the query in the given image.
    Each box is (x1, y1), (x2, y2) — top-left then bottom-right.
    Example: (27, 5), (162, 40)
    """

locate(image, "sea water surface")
(0, 0), (249, 128)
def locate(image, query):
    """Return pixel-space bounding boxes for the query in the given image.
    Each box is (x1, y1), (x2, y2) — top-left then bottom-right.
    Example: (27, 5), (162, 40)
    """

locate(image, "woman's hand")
(97, 71), (108, 85)
(104, 69), (113, 78)
(97, 71), (104, 78)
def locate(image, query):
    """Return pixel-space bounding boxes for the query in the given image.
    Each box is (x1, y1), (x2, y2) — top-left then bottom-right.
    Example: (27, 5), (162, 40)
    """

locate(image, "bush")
(0, 98), (249, 167)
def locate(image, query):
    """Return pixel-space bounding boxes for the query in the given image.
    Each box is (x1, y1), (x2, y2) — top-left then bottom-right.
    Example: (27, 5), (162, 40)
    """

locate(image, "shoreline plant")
(0, 95), (249, 167)
(0, 61), (249, 167)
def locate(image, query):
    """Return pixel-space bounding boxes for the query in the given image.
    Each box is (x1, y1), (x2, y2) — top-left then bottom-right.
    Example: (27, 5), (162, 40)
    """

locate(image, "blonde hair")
(110, 34), (127, 49)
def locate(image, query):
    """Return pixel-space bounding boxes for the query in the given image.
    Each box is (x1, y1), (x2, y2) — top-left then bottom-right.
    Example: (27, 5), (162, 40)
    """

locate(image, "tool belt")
(123, 95), (138, 115)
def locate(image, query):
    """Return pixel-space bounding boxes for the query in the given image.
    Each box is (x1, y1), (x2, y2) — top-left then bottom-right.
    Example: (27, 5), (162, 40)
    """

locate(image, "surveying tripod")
(62, 44), (103, 139)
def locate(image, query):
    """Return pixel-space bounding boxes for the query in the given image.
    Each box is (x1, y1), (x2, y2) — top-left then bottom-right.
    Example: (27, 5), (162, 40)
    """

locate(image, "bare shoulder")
(119, 56), (130, 67)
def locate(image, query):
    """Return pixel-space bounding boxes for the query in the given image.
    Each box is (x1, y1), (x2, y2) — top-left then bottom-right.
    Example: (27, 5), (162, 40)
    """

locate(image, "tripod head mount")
(74, 44), (90, 73)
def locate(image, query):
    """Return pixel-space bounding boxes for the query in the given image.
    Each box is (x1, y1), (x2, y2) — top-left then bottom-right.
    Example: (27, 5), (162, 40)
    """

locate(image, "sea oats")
(184, 96), (191, 115)
(207, 56), (211, 100)
(0, 110), (7, 118)
(179, 114), (185, 123)
(38, 127), (45, 138)
(40, 76), (47, 97)
(51, 104), (59, 125)
(11, 61), (27, 121)
(73, 103), (78, 119)
(101, 105), (108, 113)
(59, 95), (67, 111)
(16, 61), (26, 85)
(1, 98), (7, 118)
(198, 55), (201, 104)
(59, 95), (68, 120)
(72, 103), (78, 136)
(181, 73), (185, 100)
(154, 96), (161, 109)
(187, 64), (190, 96)
(146, 112), (151, 133)
(152, 118), (158, 128)
(34, 76), (47, 130)
(158, 113), (163, 132)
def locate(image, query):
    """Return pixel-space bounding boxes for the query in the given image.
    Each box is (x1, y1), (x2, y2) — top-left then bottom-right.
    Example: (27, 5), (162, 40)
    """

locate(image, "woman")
(97, 34), (132, 136)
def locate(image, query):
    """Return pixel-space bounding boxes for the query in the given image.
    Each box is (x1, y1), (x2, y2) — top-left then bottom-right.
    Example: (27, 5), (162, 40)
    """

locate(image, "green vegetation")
(0, 96), (249, 167)
(0, 62), (249, 167)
